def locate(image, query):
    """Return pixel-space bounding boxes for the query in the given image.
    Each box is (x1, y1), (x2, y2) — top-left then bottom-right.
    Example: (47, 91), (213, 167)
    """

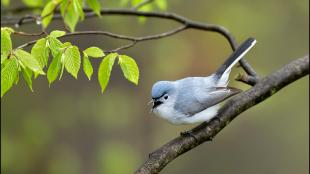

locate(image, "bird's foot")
(148, 151), (155, 158)
(213, 116), (221, 124)
(180, 130), (198, 142)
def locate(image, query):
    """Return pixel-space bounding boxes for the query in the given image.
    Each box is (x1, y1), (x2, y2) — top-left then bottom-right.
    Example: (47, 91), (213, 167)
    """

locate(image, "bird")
(151, 38), (256, 125)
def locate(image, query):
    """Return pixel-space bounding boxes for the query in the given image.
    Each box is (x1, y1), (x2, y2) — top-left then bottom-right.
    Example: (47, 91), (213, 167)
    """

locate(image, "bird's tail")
(214, 38), (256, 83)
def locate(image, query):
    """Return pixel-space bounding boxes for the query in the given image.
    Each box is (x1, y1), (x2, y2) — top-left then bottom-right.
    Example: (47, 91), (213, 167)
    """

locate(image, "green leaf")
(15, 49), (45, 75)
(14, 70), (20, 85)
(63, 1), (79, 32)
(22, 0), (43, 7)
(1, 57), (19, 97)
(47, 52), (62, 85)
(131, 0), (143, 6)
(60, 0), (69, 16)
(48, 36), (63, 57)
(50, 30), (66, 38)
(1, 0), (10, 6)
(1, 29), (12, 55)
(118, 55), (139, 85)
(1, 54), (8, 63)
(73, 0), (85, 20)
(41, 1), (56, 29)
(63, 46), (81, 78)
(155, 0), (167, 10)
(1, 27), (14, 33)
(62, 42), (72, 47)
(83, 47), (104, 58)
(59, 54), (66, 79)
(22, 67), (33, 92)
(82, 53), (93, 80)
(98, 53), (117, 93)
(138, 5), (152, 23)
(31, 38), (49, 68)
(86, 0), (101, 16)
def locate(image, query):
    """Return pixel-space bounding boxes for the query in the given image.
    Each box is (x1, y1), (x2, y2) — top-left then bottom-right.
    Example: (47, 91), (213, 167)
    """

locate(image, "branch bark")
(135, 55), (309, 174)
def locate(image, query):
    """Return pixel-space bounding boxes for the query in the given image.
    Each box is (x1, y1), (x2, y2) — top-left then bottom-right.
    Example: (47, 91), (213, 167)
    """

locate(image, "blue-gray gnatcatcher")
(151, 38), (256, 125)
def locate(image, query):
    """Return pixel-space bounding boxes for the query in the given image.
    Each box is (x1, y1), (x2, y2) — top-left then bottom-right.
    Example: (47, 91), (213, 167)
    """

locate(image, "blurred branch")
(235, 73), (259, 86)
(1, 8), (258, 78)
(135, 55), (309, 174)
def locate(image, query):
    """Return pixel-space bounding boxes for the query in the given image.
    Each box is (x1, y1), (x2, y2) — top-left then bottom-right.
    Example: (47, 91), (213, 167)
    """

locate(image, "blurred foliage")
(1, 0), (309, 174)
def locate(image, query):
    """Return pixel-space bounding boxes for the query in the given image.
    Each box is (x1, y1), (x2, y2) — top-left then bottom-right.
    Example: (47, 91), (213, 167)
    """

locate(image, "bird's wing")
(174, 86), (242, 116)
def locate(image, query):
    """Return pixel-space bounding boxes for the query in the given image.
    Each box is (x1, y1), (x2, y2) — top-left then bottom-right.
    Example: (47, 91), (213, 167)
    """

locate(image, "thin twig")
(15, 25), (187, 52)
(235, 73), (259, 86)
(13, 31), (46, 36)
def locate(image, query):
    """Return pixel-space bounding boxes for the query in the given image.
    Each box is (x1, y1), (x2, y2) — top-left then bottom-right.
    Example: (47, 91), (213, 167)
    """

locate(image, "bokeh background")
(1, 0), (309, 174)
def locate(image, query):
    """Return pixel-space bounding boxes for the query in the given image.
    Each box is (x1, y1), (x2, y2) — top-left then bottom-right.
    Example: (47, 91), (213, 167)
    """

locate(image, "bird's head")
(151, 81), (176, 110)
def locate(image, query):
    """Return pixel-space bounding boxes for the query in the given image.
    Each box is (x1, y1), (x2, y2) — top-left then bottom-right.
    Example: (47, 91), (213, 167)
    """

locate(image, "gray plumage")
(151, 38), (256, 125)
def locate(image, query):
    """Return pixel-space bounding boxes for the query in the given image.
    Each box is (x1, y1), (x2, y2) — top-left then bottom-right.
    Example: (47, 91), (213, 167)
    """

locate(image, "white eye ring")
(164, 95), (168, 100)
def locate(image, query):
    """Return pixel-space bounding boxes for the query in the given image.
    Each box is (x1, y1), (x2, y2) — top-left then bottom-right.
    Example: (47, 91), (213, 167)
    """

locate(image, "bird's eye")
(164, 95), (168, 100)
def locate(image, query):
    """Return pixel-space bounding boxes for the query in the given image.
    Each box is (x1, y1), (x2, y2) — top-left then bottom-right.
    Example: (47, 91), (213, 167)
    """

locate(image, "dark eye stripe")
(152, 92), (167, 100)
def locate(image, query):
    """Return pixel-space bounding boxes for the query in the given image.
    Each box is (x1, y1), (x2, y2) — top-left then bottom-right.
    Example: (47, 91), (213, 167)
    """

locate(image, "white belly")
(153, 104), (221, 125)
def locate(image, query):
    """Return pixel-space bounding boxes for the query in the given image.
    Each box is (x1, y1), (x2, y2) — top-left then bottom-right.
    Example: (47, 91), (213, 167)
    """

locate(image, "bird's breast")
(153, 105), (186, 125)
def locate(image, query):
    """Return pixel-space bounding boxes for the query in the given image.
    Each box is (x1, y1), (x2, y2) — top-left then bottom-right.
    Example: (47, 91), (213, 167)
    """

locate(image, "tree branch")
(1, 8), (257, 77)
(15, 25), (187, 51)
(135, 55), (309, 174)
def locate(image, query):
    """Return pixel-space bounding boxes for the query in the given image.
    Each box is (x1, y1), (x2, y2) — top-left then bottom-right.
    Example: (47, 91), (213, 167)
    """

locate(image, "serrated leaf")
(50, 30), (66, 38)
(86, 0), (101, 16)
(63, 1), (79, 32)
(41, 1), (56, 29)
(47, 52), (62, 85)
(59, 54), (66, 79)
(31, 38), (49, 68)
(48, 36), (63, 57)
(83, 53), (93, 80)
(98, 53), (117, 93)
(1, 29), (12, 55)
(15, 49), (45, 75)
(73, 0), (84, 20)
(63, 46), (81, 78)
(1, 57), (18, 97)
(83, 47), (104, 58)
(60, 0), (69, 16)
(22, 67), (33, 92)
(1, 27), (14, 33)
(62, 42), (72, 47)
(118, 55), (139, 85)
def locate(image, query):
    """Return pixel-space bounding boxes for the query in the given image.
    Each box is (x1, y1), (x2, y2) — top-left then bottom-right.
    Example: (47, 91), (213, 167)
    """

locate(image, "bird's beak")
(152, 99), (162, 109)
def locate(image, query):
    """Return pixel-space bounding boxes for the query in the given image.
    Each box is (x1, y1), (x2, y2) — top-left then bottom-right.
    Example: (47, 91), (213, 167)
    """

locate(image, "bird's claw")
(180, 130), (198, 142)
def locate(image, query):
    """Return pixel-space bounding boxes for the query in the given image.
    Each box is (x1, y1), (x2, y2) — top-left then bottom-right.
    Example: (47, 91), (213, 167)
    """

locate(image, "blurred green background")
(1, 0), (309, 174)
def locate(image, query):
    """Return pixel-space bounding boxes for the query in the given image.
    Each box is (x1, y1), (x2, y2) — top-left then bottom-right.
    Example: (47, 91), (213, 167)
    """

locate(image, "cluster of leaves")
(1, 0), (101, 32)
(1, 27), (139, 98)
(41, 0), (101, 32)
(1, 0), (167, 32)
